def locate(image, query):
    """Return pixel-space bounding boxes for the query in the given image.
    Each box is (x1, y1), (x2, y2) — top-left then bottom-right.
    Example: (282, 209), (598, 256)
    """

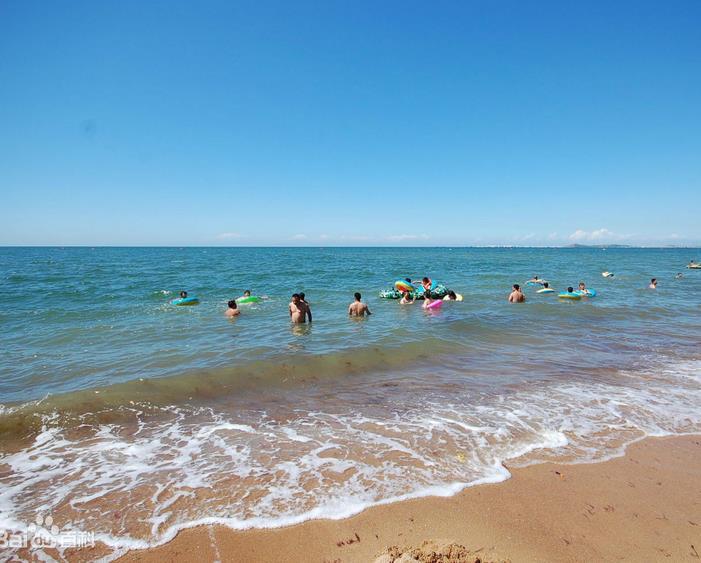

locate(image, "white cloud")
(215, 232), (245, 240)
(386, 234), (430, 242)
(291, 234), (308, 240)
(568, 228), (629, 242)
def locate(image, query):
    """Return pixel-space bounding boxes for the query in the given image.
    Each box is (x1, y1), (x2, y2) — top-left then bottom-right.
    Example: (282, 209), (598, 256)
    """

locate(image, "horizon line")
(2, 244), (701, 250)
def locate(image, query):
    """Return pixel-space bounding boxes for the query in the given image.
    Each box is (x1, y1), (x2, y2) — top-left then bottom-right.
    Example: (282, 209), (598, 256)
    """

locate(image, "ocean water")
(1, 247), (700, 560)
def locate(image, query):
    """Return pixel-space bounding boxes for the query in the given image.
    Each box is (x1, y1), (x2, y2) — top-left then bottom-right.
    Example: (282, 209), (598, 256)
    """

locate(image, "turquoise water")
(1, 247), (700, 558)
(2, 247), (699, 403)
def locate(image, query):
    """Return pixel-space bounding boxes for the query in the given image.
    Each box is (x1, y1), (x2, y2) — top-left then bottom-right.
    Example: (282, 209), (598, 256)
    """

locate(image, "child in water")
(225, 300), (240, 317)
(422, 292), (438, 309)
(399, 292), (414, 304)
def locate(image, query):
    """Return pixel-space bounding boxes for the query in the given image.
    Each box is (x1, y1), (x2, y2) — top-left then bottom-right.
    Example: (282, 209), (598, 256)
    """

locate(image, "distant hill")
(567, 244), (633, 248)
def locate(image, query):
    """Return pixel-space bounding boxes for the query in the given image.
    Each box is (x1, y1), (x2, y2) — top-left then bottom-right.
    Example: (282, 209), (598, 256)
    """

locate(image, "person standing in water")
(348, 292), (372, 317)
(508, 284), (525, 303)
(289, 293), (311, 323)
(301, 292), (312, 321)
(399, 292), (414, 304)
(649, 278), (658, 289)
(225, 300), (240, 317)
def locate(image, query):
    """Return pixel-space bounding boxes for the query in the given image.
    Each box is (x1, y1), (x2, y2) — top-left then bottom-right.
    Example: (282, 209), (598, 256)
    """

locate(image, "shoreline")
(107, 434), (701, 562)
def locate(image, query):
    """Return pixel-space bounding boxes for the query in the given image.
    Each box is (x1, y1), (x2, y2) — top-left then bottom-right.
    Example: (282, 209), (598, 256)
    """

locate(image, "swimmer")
(289, 293), (312, 323)
(602, 271), (614, 278)
(649, 278), (657, 289)
(445, 290), (458, 301)
(399, 293), (414, 305)
(422, 292), (437, 309)
(566, 286), (576, 294)
(675, 272), (684, 279)
(242, 289), (251, 297)
(225, 299), (240, 317)
(348, 292), (372, 317)
(527, 276), (546, 286)
(508, 284), (525, 303)
(179, 291), (188, 299)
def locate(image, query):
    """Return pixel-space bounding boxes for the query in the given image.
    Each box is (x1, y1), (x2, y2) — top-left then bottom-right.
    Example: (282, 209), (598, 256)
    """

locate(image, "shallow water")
(1, 247), (700, 560)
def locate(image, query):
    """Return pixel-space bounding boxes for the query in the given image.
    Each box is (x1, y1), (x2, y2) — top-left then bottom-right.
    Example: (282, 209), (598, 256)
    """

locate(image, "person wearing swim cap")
(225, 300), (240, 317)
(508, 284), (525, 303)
(348, 292), (371, 317)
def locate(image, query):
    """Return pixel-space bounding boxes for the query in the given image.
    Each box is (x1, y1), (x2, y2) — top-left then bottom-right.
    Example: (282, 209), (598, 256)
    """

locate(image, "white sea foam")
(0, 359), (699, 561)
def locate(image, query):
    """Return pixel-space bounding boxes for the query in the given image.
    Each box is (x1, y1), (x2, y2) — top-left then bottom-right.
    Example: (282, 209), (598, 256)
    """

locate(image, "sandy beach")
(110, 435), (701, 562)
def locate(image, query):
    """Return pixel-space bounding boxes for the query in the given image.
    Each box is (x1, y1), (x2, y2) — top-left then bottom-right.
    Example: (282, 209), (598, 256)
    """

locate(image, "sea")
(1, 246), (700, 560)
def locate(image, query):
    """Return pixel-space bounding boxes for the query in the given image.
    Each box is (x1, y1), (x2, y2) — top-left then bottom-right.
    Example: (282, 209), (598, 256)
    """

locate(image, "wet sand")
(113, 435), (701, 562)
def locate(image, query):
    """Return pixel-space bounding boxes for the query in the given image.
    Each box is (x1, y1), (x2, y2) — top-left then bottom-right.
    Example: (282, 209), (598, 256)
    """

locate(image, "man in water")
(649, 278), (658, 289)
(225, 300), (240, 317)
(299, 292), (312, 321)
(289, 293), (312, 323)
(508, 284), (525, 303)
(179, 291), (188, 298)
(348, 292), (372, 317)
(242, 289), (251, 297)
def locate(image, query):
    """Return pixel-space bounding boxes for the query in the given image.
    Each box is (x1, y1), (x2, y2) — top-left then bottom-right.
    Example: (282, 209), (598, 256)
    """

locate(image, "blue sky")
(1, 1), (699, 246)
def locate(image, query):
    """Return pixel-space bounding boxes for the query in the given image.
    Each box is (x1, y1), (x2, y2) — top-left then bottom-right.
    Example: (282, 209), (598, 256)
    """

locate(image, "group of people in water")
(217, 275), (459, 324)
(508, 279), (593, 303)
(186, 264), (697, 322)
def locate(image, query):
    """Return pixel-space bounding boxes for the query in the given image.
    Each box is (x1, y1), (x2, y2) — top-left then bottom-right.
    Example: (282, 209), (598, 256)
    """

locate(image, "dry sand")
(112, 435), (700, 562)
